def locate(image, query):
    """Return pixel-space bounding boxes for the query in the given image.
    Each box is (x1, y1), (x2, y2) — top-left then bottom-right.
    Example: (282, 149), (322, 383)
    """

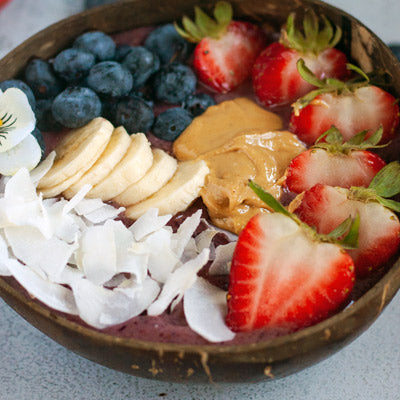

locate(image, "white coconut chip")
(74, 198), (106, 215)
(5, 225), (78, 281)
(180, 237), (198, 263)
(0, 232), (11, 276)
(184, 277), (235, 343)
(63, 184), (92, 214)
(76, 224), (117, 285)
(82, 203), (125, 224)
(6, 258), (78, 314)
(147, 248), (210, 316)
(209, 242), (237, 275)
(195, 228), (217, 255)
(129, 208), (171, 241)
(71, 276), (159, 329)
(30, 151), (56, 184)
(171, 210), (202, 258)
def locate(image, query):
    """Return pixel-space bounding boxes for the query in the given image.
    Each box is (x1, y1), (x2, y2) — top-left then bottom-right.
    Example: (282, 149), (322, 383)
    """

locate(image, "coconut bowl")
(0, 0), (399, 384)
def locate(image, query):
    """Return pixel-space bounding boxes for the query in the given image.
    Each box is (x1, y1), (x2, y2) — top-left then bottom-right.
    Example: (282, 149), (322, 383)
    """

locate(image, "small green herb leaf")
(339, 213), (360, 249)
(369, 161), (400, 198)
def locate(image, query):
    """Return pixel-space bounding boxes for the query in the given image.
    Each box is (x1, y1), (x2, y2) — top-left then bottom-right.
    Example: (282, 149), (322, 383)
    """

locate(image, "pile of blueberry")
(1, 24), (216, 144)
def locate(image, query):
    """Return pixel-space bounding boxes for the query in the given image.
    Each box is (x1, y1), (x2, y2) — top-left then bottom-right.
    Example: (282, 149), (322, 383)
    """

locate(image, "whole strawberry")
(292, 162), (400, 277)
(226, 182), (357, 332)
(285, 127), (386, 194)
(290, 60), (400, 144)
(174, 2), (266, 93)
(252, 10), (349, 107)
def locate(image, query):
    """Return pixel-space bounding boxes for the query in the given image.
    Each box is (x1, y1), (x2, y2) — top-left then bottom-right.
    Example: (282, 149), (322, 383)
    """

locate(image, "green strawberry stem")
(174, 1), (233, 43)
(249, 181), (359, 249)
(281, 9), (342, 55)
(312, 126), (387, 154)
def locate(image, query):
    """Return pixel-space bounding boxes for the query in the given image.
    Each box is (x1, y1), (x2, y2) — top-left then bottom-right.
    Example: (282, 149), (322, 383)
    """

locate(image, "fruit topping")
(53, 48), (96, 82)
(292, 162), (400, 277)
(285, 127), (387, 193)
(121, 46), (160, 89)
(183, 92), (216, 116)
(175, 1), (266, 93)
(152, 62), (197, 104)
(144, 23), (194, 65)
(173, 97), (283, 160)
(24, 59), (64, 99)
(87, 61), (133, 97)
(73, 31), (116, 61)
(253, 10), (349, 107)
(153, 107), (193, 141)
(226, 182), (358, 332)
(51, 86), (102, 128)
(35, 99), (63, 132)
(290, 60), (400, 144)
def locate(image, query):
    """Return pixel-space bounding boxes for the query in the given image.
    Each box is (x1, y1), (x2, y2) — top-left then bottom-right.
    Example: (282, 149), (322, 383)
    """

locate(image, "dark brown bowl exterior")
(1, 0), (400, 383)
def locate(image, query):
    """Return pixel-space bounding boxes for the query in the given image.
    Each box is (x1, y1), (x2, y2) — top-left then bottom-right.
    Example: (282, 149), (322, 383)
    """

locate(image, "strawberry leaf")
(347, 63), (370, 83)
(195, 6), (220, 38)
(369, 161), (400, 198)
(374, 197), (400, 213)
(297, 59), (325, 87)
(346, 130), (369, 145)
(249, 181), (292, 218)
(213, 1), (232, 27)
(338, 214), (360, 249)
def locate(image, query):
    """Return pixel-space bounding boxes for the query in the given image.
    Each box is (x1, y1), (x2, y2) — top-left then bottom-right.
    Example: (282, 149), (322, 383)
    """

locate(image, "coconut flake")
(129, 208), (171, 241)
(0, 231), (11, 276)
(7, 258), (78, 314)
(171, 210), (202, 258)
(5, 225), (77, 281)
(76, 224), (117, 285)
(184, 277), (235, 343)
(71, 276), (159, 329)
(63, 184), (92, 214)
(195, 228), (217, 254)
(147, 248), (210, 316)
(209, 242), (236, 275)
(82, 203), (125, 224)
(30, 151), (56, 184)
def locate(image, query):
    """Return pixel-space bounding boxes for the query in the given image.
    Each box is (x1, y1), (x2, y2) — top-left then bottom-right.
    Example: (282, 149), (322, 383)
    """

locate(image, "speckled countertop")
(0, 1), (400, 399)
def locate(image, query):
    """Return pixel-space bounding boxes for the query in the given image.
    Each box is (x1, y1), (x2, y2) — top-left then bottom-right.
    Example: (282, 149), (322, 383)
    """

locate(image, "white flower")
(0, 88), (40, 175)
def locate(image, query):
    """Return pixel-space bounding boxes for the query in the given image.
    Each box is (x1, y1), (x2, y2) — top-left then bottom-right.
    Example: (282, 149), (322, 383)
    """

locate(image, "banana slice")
(38, 117), (114, 191)
(114, 148), (177, 206)
(87, 132), (153, 201)
(63, 126), (131, 199)
(125, 160), (209, 220)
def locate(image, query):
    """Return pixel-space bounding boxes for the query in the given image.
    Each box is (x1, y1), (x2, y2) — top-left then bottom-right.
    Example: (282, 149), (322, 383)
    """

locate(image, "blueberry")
(128, 90), (154, 108)
(122, 46), (160, 89)
(145, 24), (194, 64)
(73, 31), (116, 61)
(0, 79), (36, 110)
(152, 63), (196, 104)
(389, 44), (400, 61)
(52, 86), (102, 128)
(183, 93), (216, 117)
(31, 128), (46, 160)
(53, 48), (96, 82)
(87, 61), (133, 97)
(112, 97), (154, 134)
(152, 107), (192, 141)
(24, 59), (64, 99)
(115, 44), (133, 61)
(35, 99), (63, 131)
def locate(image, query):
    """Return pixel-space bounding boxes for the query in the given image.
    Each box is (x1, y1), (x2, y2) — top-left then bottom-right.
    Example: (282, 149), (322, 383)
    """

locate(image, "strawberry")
(174, 1), (266, 93)
(290, 60), (400, 145)
(226, 182), (357, 332)
(292, 162), (400, 277)
(285, 127), (386, 194)
(252, 11), (349, 107)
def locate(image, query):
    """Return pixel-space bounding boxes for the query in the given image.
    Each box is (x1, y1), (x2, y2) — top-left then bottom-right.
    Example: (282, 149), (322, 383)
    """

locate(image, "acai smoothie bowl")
(0, 0), (400, 383)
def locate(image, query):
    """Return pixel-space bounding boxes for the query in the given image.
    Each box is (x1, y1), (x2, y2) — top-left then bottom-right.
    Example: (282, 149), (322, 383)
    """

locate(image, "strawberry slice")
(226, 182), (357, 332)
(290, 60), (400, 144)
(285, 127), (386, 193)
(252, 11), (349, 107)
(292, 162), (400, 277)
(175, 2), (266, 93)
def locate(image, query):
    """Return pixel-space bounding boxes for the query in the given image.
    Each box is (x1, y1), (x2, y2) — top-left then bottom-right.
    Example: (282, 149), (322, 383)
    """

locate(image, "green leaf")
(174, 21), (200, 43)
(360, 126), (383, 147)
(346, 130), (368, 145)
(347, 63), (370, 83)
(369, 161), (400, 198)
(375, 197), (400, 213)
(195, 6), (219, 38)
(324, 126), (343, 144)
(249, 181), (292, 218)
(213, 1), (232, 26)
(327, 216), (353, 239)
(297, 59), (325, 87)
(339, 214), (360, 249)
(303, 9), (318, 45)
(181, 16), (204, 42)
(315, 15), (333, 52)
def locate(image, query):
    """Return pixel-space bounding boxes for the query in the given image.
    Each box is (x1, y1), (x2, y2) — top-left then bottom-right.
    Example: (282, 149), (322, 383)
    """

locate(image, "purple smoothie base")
(8, 25), (400, 346)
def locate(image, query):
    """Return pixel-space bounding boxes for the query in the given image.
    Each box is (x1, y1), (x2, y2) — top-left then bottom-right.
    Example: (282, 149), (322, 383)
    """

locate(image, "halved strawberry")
(292, 162), (400, 277)
(174, 2), (266, 93)
(290, 60), (400, 144)
(226, 182), (357, 332)
(285, 127), (386, 194)
(252, 11), (349, 107)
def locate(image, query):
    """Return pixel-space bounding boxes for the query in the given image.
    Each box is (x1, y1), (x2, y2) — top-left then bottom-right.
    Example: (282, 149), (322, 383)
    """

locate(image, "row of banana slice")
(37, 117), (209, 220)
